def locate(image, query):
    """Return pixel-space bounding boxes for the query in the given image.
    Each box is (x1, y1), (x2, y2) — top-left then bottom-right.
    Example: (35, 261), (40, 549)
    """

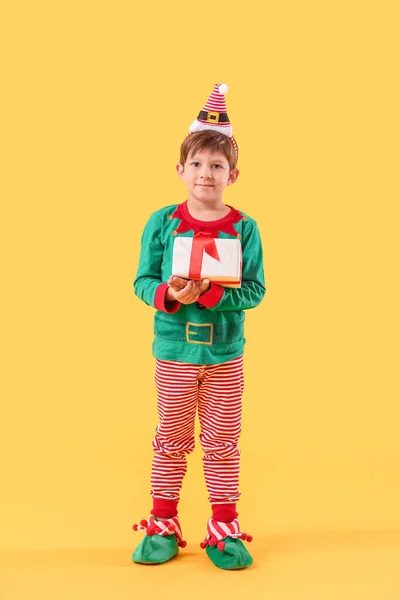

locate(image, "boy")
(132, 84), (266, 570)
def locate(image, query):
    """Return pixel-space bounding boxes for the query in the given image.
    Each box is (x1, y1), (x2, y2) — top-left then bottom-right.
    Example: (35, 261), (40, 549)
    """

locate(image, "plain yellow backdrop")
(1, 0), (399, 560)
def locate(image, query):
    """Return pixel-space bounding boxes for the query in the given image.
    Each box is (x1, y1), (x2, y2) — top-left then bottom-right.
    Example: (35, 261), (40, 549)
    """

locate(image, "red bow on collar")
(171, 202), (243, 238)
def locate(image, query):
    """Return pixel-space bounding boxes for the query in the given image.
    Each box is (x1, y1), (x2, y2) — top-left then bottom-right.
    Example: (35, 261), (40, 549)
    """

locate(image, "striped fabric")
(133, 515), (186, 548)
(203, 83), (228, 113)
(151, 355), (244, 505)
(209, 517), (241, 540)
(200, 517), (253, 551)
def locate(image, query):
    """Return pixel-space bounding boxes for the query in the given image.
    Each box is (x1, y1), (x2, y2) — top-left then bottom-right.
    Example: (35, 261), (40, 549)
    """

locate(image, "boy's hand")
(198, 279), (211, 295)
(167, 276), (188, 291)
(166, 279), (201, 305)
(168, 276), (211, 296)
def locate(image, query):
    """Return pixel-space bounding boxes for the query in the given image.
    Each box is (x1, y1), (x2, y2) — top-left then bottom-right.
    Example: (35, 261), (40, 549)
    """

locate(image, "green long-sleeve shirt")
(134, 201), (266, 364)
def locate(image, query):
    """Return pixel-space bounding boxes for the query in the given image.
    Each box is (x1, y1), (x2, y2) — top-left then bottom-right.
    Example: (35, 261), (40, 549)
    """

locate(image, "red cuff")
(154, 283), (181, 313)
(152, 499), (179, 518)
(211, 503), (238, 522)
(197, 282), (224, 308)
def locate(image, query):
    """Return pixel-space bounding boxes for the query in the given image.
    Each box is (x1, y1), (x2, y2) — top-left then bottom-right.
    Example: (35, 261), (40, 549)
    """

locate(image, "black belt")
(197, 110), (230, 124)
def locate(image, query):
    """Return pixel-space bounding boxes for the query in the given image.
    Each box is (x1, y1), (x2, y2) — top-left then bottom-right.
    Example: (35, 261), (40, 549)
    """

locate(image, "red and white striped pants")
(151, 355), (244, 507)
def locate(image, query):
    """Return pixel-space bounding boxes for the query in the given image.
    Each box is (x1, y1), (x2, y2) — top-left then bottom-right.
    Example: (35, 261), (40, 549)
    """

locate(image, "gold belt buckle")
(206, 111), (219, 124)
(186, 322), (214, 345)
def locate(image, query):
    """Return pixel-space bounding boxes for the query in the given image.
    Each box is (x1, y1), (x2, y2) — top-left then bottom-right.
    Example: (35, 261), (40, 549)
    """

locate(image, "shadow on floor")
(2, 529), (400, 567)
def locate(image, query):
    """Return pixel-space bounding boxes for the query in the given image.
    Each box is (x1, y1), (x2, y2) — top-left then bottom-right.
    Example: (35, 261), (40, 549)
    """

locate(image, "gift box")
(172, 234), (242, 288)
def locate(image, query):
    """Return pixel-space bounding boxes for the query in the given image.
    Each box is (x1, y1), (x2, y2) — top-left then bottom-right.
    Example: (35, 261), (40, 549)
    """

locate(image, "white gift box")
(172, 236), (242, 288)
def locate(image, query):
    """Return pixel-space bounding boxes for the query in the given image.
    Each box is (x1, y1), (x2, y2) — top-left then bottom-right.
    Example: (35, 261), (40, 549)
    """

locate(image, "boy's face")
(176, 148), (239, 204)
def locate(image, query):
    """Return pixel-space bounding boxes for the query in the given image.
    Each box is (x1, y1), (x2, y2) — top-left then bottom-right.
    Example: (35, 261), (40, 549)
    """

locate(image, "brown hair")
(179, 130), (238, 171)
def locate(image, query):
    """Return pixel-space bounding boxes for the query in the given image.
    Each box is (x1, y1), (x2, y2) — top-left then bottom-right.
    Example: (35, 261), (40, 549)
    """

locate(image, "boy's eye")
(189, 162), (223, 168)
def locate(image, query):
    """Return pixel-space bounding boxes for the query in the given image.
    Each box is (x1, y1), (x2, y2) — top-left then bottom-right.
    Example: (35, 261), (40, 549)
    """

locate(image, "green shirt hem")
(152, 339), (246, 365)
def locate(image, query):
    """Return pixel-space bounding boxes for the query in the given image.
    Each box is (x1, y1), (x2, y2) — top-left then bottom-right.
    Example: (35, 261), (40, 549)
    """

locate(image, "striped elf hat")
(189, 83), (238, 158)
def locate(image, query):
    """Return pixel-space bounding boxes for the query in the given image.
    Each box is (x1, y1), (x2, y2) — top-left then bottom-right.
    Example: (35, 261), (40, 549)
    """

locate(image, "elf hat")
(189, 83), (238, 158)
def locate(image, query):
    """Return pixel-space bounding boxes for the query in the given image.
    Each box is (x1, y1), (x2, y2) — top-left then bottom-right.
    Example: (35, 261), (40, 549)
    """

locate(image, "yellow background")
(1, 0), (399, 597)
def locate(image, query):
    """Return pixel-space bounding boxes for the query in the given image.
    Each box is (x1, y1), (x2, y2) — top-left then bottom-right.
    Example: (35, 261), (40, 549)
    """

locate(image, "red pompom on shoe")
(241, 533), (247, 540)
(217, 541), (226, 552)
(178, 540), (187, 548)
(200, 542), (207, 549)
(140, 519), (148, 527)
(132, 524), (138, 531)
(209, 538), (217, 547)
(247, 535), (253, 542)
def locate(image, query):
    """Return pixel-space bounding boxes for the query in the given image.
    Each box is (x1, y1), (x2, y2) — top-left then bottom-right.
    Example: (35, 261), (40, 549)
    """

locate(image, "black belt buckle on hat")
(198, 110), (230, 124)
(206, 111), (220, 123)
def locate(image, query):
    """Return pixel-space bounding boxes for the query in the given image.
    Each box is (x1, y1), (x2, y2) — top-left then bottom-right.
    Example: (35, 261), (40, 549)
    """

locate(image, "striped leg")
(197, 355), (244, 506)
(151, 360), (200, 509)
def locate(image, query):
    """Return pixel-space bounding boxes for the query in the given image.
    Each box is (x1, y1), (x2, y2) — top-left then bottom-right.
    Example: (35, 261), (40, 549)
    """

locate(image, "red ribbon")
(188, 232), (220, 280)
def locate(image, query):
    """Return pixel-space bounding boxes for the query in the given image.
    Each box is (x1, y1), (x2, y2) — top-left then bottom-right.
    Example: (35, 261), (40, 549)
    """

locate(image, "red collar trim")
(172, 201), (243, 237)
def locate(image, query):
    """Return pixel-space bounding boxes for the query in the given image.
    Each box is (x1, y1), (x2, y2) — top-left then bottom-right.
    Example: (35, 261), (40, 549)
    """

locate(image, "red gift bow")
(188, 232), (221, 280)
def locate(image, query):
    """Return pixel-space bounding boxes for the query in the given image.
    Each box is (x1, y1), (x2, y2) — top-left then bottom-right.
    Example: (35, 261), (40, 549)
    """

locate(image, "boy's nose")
(200, 167), (212, 179)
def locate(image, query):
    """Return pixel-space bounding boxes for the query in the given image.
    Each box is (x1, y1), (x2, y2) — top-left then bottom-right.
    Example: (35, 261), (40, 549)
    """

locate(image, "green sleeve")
(133, 211), (164, 308)
(200, 220), (266, 311)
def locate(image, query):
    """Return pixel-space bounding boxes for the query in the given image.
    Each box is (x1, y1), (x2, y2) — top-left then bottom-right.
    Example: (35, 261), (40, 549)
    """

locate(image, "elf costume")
(132, 84), (266, 570)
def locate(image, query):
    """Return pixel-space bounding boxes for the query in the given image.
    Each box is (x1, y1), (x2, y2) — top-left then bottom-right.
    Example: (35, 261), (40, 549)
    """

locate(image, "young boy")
(132, 84), (266, 570)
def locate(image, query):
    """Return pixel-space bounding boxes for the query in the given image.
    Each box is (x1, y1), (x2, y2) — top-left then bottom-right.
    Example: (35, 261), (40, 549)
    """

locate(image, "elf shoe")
(200, 517), (253, 570)
(131, 515), (186, 565)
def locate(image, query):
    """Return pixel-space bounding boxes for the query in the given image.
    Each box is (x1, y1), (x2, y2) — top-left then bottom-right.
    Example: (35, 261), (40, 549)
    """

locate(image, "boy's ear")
(227, 168), (240, 186)
(176, 163), (184, 179)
